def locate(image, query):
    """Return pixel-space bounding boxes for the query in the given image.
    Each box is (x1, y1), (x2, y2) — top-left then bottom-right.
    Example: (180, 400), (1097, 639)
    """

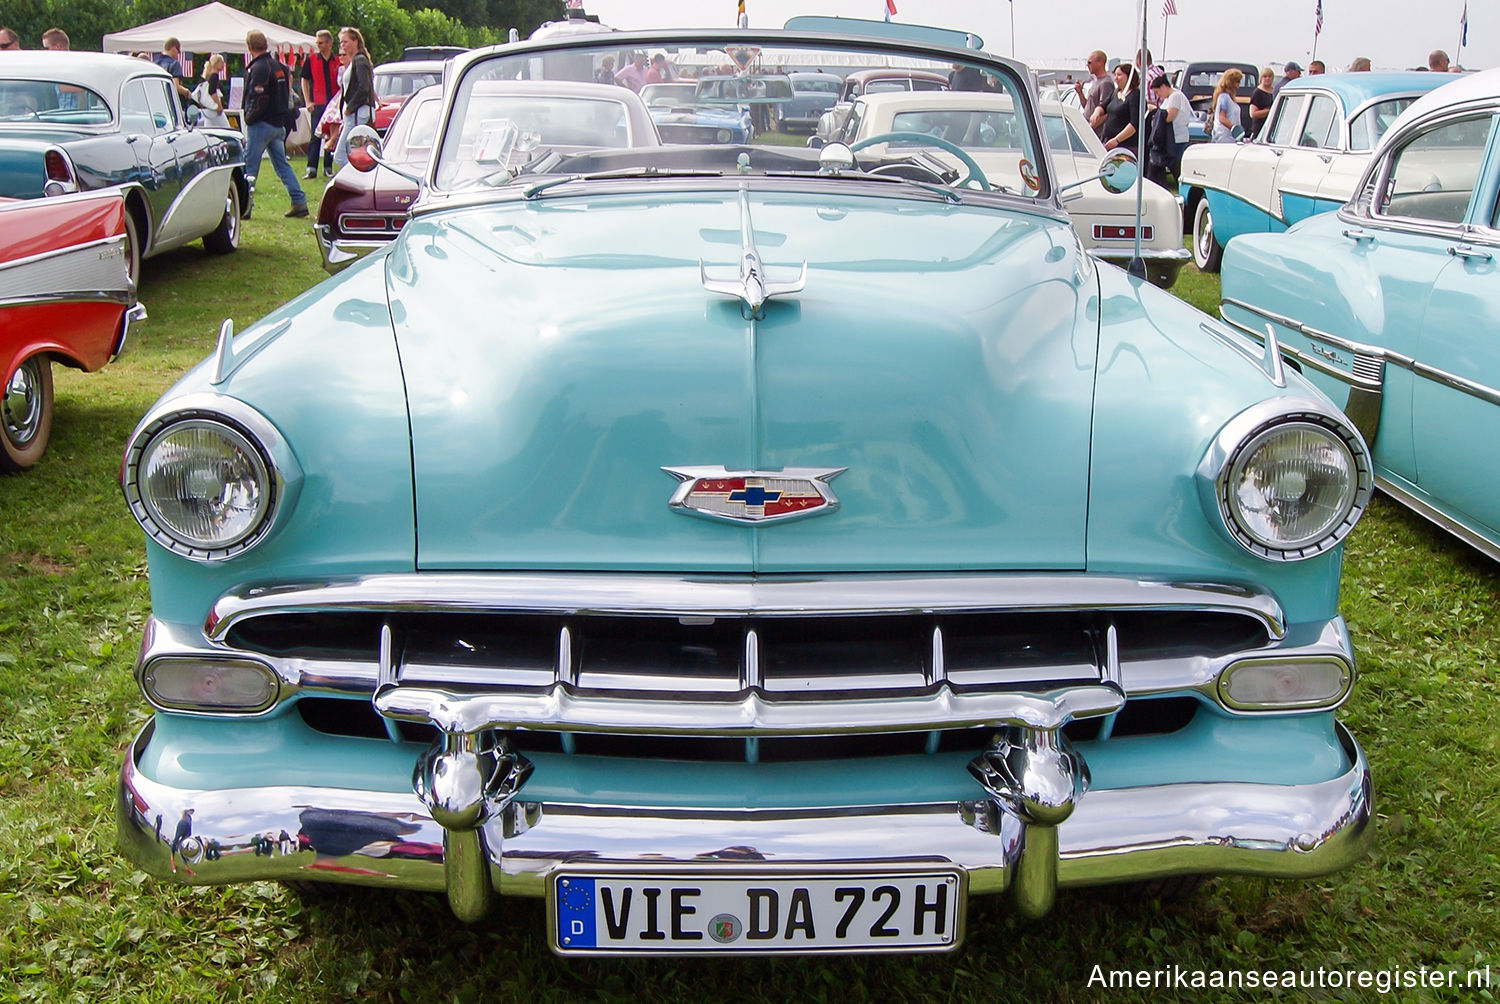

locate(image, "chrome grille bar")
(207, 573), (1286, 639)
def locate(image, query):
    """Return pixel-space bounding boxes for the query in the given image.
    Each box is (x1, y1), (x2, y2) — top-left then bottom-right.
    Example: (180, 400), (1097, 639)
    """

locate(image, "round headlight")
(133, 418), (272, 556)
(1207, 413), (1371, 560)
(716, 129), (732, 143)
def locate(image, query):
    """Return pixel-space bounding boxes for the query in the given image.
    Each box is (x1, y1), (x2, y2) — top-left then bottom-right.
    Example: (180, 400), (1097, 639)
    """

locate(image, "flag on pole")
(1314, 0), (1323, 36)
(1461, 1), (1468, 47)
(737, 0), (748, 28)
(884, 0), (897, 22)
(1162, 0), (1177, 16)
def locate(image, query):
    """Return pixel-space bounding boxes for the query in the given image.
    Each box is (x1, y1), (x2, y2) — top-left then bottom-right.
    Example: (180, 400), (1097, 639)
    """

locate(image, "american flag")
(884, 0), (898, 21)
(1461, 1), (1468, 47)
(565, 0), (582, 7)
(1162, 0), (1177, 16)
(1314, 0), (1323, 36)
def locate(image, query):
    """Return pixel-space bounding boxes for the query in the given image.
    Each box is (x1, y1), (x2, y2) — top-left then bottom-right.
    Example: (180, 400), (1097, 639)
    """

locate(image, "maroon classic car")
(315, 79), (662, 274)
(315, 84), (441, 273)
(1, 190), (145, 471)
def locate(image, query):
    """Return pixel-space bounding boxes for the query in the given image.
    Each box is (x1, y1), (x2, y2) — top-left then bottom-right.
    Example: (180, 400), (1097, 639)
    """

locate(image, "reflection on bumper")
(1089, 247), (1193, 289)
(314, 223), (389, 275)
(118, 721), (1371, 904)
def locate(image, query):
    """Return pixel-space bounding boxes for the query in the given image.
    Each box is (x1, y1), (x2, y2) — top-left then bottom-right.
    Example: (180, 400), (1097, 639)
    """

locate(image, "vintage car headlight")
(123, 407), (286, 560)
(1199, 403), (1372, 560)
(716, 128), (732, 143)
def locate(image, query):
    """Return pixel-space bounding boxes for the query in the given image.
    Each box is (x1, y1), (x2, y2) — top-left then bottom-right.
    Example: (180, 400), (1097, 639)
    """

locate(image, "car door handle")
(1342, 228), (1374, 243)
(1448, 244), (1494, 261)
(1317, 154), (1332, 164)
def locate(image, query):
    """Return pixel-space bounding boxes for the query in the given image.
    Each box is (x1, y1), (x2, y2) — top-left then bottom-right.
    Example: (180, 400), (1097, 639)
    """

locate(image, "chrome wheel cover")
(1193, 200), (1215, 266)
(2, 358), (43, 446)
(224, 191), (241, 246)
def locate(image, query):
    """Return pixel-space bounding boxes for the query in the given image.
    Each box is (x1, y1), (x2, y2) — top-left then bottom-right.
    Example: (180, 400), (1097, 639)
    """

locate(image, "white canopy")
(102, 2), (316, 56)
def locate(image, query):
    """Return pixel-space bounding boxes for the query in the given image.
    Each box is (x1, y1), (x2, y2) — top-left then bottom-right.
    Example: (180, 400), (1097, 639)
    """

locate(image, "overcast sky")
(581, 0), (1495, 72)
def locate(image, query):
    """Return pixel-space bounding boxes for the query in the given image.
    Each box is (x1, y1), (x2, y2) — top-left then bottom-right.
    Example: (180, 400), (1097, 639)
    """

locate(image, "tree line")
(6, 0), (566, 64)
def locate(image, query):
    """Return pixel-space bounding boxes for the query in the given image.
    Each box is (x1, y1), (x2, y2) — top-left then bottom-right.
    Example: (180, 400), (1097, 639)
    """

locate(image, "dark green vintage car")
(0, 52), (248, 280)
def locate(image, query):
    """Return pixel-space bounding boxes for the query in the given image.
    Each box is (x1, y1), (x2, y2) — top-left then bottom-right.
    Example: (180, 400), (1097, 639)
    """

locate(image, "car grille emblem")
(663, 466), (844, 524)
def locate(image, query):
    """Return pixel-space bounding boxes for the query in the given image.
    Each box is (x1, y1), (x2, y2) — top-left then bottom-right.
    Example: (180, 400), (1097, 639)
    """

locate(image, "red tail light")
(44, 150), (74, 184)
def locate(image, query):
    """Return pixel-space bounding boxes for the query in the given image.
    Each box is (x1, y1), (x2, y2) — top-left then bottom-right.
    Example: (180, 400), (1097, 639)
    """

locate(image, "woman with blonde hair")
(1247, 67), (1274, 139)
(1211, 67), (1244, 143)
(193, 53), (231, 129)
(333, 26), (375, 169)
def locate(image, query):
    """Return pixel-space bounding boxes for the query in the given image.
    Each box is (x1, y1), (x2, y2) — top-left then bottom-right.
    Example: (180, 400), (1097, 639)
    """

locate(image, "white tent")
(102, 2), (316, 56)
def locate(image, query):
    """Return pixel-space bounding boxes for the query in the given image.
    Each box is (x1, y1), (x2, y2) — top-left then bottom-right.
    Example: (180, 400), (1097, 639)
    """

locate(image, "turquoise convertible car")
(117, 21), (1375, 953)
(1222, 68), (1500, 563)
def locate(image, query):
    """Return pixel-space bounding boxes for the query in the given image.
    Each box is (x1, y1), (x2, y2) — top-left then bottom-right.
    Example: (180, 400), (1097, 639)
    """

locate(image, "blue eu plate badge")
(556, 877), (597, 948)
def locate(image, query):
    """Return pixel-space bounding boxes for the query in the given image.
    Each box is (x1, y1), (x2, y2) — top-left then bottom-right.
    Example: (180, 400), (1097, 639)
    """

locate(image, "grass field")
(0, 173), (1496, 1002)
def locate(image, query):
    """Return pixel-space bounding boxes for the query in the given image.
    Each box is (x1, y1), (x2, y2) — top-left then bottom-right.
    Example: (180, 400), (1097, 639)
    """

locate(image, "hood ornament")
(663, 466), (844, 525)
(700, 188), (806, 318)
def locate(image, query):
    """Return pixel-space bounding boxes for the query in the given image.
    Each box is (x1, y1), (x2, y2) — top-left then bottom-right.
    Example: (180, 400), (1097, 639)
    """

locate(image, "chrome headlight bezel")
(1198, 400), (1373, 562)
(122, 395), (299, 562)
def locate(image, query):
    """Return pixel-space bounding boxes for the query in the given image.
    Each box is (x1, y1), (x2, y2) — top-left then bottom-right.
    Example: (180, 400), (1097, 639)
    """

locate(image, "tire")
(203, 182), (242, 255)
(1, 355), (54, 473)
(1192, 196), (1223, 273)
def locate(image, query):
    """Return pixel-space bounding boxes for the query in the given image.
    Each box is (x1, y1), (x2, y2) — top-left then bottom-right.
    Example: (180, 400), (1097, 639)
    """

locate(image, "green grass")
(1, 184), (1497, 1002)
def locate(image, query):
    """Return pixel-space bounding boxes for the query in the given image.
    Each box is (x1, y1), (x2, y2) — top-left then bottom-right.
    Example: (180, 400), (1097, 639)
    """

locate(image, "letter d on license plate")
(549, 867), (965, 955)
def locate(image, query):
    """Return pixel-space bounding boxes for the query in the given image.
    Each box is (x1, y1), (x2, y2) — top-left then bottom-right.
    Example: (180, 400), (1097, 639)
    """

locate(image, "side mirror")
(184, 105), (202, 127)
(345, 125), (383, 173)
(1057, 148), (1137, 198)
(1095, 149), (1138, 193)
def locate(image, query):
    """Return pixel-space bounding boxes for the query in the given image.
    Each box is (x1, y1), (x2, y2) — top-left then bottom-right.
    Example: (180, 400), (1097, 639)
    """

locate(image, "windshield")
(433, 33), (1044, 199)
(376, 68), (442, 100)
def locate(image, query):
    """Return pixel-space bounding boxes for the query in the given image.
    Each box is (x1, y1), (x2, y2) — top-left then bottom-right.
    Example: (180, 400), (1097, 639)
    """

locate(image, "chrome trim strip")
(0, 234), (132, 306)
(1087, 247), (1191, 263)
(1375, 475), (1500, 564)
(372, 680), (1127, 736)
(116, 722), (1372, 902)
(1222, 297), (1500, 406)
(206, 574), (1287, 641)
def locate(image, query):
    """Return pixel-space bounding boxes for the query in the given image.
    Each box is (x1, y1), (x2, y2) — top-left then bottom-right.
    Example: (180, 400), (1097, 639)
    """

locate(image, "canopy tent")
(102, 2), (316, 56)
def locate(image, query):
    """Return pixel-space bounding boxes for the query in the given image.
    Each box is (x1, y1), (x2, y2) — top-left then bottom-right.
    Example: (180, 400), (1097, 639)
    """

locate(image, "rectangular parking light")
(142, 656), (278, 712)
(1218, 658), (1350, 711)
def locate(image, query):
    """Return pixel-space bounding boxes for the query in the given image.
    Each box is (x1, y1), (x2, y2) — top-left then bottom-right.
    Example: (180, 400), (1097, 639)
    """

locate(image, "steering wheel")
(849, 131), (991, 191)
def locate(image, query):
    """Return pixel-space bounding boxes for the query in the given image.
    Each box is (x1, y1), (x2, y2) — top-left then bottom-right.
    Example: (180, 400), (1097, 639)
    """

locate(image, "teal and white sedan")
(1222, 68), (1500, 563)
(116, 20), (1376, 952)
(1179, 72), (1452, 271)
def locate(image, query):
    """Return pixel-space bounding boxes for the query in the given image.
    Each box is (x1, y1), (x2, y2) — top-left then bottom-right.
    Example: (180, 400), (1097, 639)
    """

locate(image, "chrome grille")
(199, 574), (1289, 735)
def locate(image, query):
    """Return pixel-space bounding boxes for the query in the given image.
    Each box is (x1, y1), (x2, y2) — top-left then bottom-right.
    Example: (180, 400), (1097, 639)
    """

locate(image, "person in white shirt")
(1148, 73), (1193, 184)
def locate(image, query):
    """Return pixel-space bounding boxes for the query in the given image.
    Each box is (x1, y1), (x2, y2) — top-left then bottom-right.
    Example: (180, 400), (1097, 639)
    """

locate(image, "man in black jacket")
(244, 29), (308, 218)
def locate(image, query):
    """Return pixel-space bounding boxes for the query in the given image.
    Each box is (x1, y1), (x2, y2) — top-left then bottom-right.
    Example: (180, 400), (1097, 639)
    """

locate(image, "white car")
(1177, 72), (1453, 272)
(839, 91), (1189, 288)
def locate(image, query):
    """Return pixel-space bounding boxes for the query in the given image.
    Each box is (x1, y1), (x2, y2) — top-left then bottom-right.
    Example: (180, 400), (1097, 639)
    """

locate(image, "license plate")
(548, 866), (965, 955)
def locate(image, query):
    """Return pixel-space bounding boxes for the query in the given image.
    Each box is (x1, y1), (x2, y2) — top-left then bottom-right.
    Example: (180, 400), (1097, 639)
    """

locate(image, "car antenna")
(1129, 0), (1149, 281)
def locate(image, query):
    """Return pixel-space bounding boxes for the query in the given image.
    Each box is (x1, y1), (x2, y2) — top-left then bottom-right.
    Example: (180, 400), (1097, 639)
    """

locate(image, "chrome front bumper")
(313, 223), (389, 274)
(119, 721), (1371, 919)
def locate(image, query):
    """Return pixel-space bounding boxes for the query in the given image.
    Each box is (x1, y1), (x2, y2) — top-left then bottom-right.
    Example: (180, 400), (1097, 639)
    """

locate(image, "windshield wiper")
(519, 166), (722, 199)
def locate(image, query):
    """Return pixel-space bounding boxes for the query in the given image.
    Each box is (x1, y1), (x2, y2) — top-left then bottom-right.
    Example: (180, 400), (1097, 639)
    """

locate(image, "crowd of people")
(0, 20), (1480, 216)
(0, 21), (381, 220)
(1064, 42), (1468, 190)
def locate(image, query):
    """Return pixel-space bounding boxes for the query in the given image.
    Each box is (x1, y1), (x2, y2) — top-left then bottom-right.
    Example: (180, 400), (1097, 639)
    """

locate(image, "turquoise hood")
(386, 189), (1097, 572)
